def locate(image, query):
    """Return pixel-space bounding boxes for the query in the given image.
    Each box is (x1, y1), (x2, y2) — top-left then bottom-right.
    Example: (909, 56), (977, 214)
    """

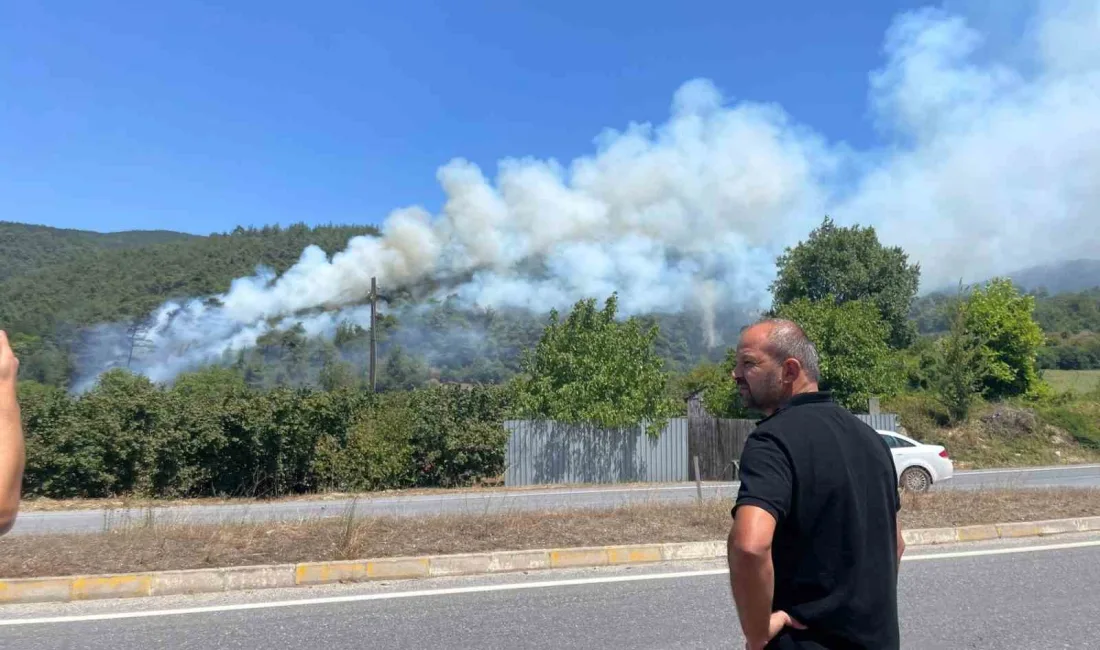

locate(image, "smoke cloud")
(74, 0), (1100, 388)
(841, 0), (1100, 287)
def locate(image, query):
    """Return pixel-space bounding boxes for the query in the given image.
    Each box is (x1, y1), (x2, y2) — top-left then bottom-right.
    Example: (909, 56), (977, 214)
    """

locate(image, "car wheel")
(900, 467), (932, 493)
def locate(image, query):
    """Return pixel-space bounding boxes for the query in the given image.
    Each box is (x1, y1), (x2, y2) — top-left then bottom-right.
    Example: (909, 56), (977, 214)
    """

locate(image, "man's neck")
(763, 382), (822, 416)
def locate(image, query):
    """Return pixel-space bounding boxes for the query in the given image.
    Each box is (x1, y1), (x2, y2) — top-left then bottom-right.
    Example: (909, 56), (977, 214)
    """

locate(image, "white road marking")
(15, 483), (743, 520)
(2, 538), (1099, 627)
(0, 569), (730, 626)
(953, 464), (1100, 476)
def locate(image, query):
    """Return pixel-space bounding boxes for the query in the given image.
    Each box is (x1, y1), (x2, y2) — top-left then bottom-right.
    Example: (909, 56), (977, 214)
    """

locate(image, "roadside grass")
(1043, 369), (1100, 395)
(2, 488), (1098, 579)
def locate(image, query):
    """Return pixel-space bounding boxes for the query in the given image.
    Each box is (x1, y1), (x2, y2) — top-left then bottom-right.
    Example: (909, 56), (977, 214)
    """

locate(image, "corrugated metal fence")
(504, 419), (689, 487)
(505, 413), (899, 487)
(860, 413), (900, 431)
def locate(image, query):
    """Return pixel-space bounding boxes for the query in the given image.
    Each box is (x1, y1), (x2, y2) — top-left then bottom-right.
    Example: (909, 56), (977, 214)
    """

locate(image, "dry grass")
(898, 487), (1100, 529)
(2, 489), (1099, 579)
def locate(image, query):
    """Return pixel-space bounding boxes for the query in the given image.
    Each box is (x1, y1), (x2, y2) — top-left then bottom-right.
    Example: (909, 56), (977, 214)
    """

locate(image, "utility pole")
(369, 276), (377, 392)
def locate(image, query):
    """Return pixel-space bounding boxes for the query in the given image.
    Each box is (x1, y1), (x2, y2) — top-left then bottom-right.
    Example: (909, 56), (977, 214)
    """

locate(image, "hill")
(0, 222), (380, 385)
(1009, 259), (1100, 294)
(0, 221), (199, 282)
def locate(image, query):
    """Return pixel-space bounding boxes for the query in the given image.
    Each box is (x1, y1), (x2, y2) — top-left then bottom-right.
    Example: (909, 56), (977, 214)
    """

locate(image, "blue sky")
(3, 0), (994, 235)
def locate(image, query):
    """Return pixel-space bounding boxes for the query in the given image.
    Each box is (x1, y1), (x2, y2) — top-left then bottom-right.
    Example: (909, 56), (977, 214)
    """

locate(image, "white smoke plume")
(841, 0), (1100, 287)
(75, 0), (1100, 389)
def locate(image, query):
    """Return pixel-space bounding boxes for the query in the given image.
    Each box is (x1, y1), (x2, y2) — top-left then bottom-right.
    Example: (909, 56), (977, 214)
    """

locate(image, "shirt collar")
(755, 390), (834, 424)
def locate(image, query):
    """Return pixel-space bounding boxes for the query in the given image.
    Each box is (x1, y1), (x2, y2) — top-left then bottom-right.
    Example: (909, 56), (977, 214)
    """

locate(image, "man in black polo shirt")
(727, 319), (904, 650)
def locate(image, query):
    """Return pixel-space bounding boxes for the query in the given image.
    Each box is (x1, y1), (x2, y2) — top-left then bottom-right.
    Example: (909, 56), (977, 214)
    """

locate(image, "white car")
(877, 430), (953, 492)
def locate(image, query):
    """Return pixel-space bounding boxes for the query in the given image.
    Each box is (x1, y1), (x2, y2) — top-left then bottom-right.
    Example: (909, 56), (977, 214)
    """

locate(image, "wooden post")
(369, 276), (377, 392)
(694, 455), (703, 503)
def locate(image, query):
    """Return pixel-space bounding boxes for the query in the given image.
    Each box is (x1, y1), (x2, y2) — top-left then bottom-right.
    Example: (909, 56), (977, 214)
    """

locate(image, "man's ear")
(782, 358), (802, 384)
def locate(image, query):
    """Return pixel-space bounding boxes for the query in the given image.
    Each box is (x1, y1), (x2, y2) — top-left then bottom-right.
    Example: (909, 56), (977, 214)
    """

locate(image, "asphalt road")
(10, 463), (1100, 536)
(2, 532), (1098, 649)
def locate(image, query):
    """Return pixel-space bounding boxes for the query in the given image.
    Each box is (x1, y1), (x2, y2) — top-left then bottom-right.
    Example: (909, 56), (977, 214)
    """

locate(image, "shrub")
(17, 370), (514, 499)
(882, 393), (952, 442)
(311, 397), (416, 491)
(1034, 399), (1100, 450)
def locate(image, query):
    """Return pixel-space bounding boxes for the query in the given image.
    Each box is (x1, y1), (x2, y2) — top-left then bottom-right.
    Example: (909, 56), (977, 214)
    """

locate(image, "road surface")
(10, 463), (1100, 536)
(1, 532), (1098, 648)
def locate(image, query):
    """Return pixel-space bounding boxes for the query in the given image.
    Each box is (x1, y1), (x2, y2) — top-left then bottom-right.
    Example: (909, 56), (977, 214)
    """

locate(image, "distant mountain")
(1009, 259), (1100, 294)
(911, 259), (1100, 336)
(0, 221), (200, 282)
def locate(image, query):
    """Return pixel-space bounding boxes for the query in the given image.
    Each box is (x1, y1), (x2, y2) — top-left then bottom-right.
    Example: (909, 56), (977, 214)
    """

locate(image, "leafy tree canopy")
(771, 217), (921, 348)
(775, 297), (904, 411)
(511, 294), (678, 434)
(962, 278), (1046, 398)
(927, 291), (987, 423)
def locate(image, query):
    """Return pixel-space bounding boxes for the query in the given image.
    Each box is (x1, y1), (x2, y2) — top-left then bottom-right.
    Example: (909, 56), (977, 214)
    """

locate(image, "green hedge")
(18, 368), (512, 499)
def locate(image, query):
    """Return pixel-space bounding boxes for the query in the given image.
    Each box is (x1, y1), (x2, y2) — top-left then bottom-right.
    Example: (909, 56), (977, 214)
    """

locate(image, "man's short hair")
(754, 318), (821, 383)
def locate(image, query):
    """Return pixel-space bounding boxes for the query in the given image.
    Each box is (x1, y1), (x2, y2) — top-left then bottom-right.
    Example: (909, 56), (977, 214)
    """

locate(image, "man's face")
(732, 328), (785, 413)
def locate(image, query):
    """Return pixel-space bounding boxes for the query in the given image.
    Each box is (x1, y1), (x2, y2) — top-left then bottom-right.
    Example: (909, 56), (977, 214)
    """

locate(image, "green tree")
(771, 217), (921, 348)
(378, 345), (429, 392)
(962, 278), (1046, 398)
(672, 355), (750, 418)
(511, 294), (678, 435)
(928, 293), (987, 423)
(775, 297), (903, 411)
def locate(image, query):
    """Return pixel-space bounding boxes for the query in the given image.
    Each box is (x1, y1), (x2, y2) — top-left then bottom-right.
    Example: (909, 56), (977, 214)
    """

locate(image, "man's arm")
(728, 433), (794, 649)
(729, 505), (778, 649)
(896, 519), (906, 565)
(0, 331), (25, 536)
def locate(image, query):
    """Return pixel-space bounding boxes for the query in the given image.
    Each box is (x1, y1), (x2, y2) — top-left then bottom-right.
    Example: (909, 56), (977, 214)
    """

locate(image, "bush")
(407, 384), (512, 487)
(883, 393), (952, 443)
(311, 397), (416, 491)
(1034, 398), (1100, 451)
(17, 370), (514, 499)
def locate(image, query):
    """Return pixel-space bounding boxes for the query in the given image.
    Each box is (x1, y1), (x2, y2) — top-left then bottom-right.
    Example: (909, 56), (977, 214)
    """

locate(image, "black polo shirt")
(733, 391), (901, 650)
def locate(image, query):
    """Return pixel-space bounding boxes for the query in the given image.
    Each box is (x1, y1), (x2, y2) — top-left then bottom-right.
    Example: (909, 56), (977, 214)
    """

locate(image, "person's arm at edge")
(896, 519), (906, 568)
(729, 505), (778, 649)
(895, 476), (905, 571)
(0, 331), (25, 536)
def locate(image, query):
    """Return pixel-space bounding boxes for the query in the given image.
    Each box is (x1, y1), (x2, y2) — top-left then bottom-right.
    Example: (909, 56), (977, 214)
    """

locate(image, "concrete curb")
(899, 515), (1100, 545)
(1, 517), (1097, 606)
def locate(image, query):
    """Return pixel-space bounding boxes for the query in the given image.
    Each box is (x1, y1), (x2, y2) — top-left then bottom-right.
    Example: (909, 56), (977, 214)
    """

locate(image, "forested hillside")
(0, 221), (197, 282)
(226, 302), (730, 394)
(1010, 259), (1100, 294)
(1, 223), (380, 385)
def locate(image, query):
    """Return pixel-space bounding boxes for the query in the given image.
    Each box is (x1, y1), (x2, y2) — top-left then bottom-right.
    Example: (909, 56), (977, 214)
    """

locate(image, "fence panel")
(504, 419), (689, 487)
(505, 413), (898, 486)
(858, 413), (900, 431)
(688, 417), (754, 481)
